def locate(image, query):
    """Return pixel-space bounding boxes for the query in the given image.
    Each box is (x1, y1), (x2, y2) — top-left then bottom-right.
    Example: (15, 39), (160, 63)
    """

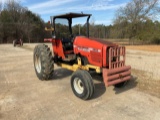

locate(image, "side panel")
(74, 36), (103, 67)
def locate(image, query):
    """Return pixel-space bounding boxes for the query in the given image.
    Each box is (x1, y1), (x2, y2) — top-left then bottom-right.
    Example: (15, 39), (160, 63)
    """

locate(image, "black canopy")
(53, 12), (91, 19)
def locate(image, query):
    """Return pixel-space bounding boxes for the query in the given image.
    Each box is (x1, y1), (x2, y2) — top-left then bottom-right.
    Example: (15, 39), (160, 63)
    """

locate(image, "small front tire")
(71, 70), (95, 100)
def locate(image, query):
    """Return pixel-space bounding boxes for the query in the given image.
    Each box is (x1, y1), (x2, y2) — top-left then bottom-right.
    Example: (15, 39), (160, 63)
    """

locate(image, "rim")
(73, 77), (84, 94)
(35, 54), (41, 73)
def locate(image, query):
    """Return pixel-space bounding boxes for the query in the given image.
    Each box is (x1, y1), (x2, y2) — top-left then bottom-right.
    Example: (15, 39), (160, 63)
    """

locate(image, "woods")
(0, 0), (160, 44)
(0, 0), (45, 43)
(112, 0), (160, 44)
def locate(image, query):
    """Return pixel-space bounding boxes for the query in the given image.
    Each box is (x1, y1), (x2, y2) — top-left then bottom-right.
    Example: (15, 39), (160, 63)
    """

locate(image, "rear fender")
(44, 38), (65, 59)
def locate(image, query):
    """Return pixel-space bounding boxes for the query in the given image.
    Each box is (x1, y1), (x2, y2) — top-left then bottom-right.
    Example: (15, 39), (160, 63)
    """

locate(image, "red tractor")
(33, 13), (131, 100)
(13, 39), (23, 47)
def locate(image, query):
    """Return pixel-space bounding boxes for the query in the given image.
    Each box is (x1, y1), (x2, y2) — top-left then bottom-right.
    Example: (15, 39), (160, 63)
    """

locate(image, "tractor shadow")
(51, 68), (73, 80)
(90, 73), (106, 99)
(92, 82), (106, 99)
(113, 75), (138, 94)
(91, 73), (138, 98)
(50, 69), (138, 98)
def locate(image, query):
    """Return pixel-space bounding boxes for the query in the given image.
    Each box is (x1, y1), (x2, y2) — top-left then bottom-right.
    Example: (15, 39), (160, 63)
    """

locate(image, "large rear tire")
(71, 70), (95, 100)
(33, 44), (54, 80)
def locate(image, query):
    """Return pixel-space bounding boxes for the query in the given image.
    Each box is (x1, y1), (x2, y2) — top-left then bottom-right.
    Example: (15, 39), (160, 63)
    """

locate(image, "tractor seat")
(61, 38), (73, 54)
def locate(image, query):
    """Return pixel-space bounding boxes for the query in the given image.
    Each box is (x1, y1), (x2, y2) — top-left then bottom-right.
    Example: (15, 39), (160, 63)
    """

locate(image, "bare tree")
(114, 0), (160, 44)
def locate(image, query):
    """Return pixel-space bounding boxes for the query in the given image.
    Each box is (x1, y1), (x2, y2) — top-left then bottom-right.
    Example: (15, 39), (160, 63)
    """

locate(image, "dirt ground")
(126, 49), (160, 98)
(0, 44), (160, 120)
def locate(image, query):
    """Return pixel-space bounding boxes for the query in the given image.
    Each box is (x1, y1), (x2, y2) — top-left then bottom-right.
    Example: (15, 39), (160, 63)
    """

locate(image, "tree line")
(0, 0), (47, 43)
(114, 0), (160, 44)
(88, 0), (160, 44)
(0, 0), (160, 44)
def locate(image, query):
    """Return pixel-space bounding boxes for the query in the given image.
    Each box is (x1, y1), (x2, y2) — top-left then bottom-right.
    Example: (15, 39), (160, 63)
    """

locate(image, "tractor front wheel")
(33, 44), (54, 80)
(71, 70), (95, 100)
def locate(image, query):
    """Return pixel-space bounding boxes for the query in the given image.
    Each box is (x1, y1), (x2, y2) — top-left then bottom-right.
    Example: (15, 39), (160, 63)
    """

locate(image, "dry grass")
(113, 42), (129, 45)
(106, 39), (160, 52)
(126, 45), (160, 52)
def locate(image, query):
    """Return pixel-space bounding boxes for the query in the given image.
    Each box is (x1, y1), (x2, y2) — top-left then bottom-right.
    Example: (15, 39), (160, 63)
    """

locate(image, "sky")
(1, 0), (131, 25)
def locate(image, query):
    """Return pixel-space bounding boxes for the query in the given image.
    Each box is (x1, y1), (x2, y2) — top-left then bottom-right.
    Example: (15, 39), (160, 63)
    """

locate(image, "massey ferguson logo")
(77, 46), (90, 52)
(119, 74), (124, 79)
(74, 45), (101, 53)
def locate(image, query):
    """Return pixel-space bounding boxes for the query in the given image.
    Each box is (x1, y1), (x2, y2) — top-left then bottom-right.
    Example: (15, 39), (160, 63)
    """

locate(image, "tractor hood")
(74, 36), (117, 48)
(73, 36), (118, 67)
(90, 38), (117, 46)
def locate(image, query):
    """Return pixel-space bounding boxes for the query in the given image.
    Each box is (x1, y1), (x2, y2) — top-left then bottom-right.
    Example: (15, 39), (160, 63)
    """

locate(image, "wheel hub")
(73, 78), (84, 94)
(35, 54), (41, 73)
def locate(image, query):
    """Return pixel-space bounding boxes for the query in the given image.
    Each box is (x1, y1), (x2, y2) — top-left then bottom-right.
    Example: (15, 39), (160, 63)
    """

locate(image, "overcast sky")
(1, 0), (130, 25)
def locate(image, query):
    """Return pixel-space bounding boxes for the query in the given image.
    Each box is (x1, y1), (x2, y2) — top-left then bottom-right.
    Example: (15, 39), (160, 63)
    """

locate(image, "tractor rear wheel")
(33, 44), (54, 80)
(71, 70), (95, 100)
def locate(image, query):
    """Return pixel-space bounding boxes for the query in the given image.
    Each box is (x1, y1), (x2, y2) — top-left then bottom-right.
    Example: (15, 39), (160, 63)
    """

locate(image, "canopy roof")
(53, 12), (91, 19)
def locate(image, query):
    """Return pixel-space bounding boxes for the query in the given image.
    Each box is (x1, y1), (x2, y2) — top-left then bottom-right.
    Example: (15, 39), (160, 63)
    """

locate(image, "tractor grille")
(108, 46), (125, 69)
